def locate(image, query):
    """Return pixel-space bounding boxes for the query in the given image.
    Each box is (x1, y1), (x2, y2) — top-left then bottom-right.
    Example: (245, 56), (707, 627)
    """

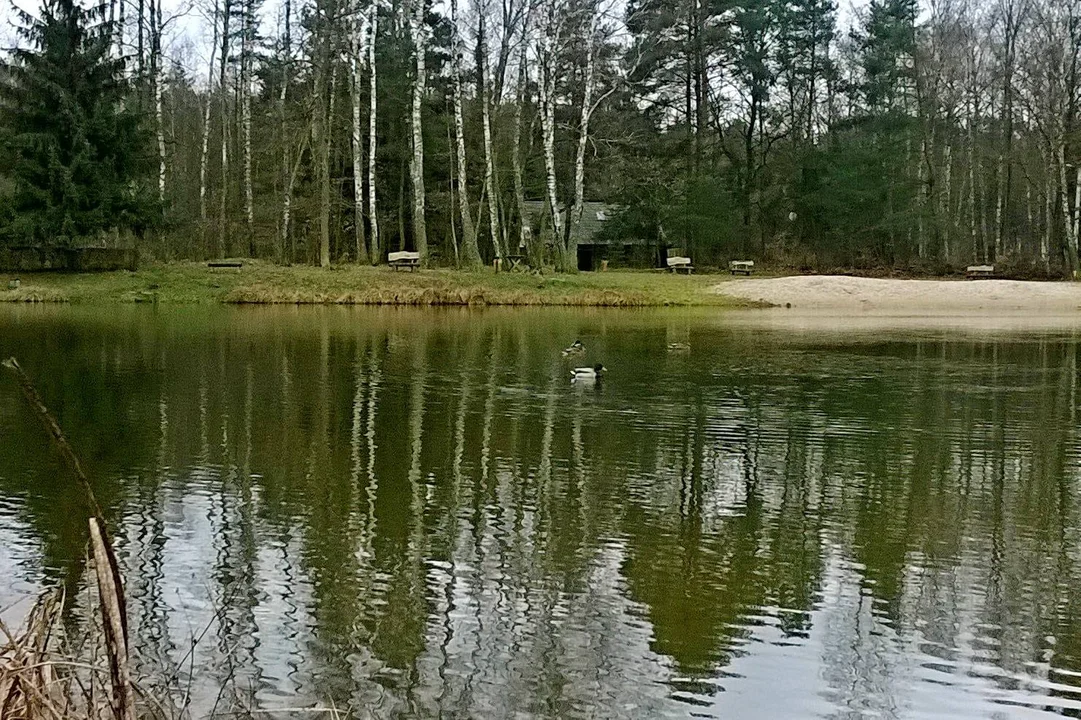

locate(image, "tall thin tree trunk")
(279, 0), (293, 262)
(313, 9), (332, 267)
(941, 142), (951, 263)
(408, 0), (428, 261)
(917, 138), (926, 259)
(218, 0), (231, 258)
(367, 2), (380, 264)
(1073, 165), (1081, 246)
(116, 0), (124, 55)
(511, 19), (532, 264)
(1044, 146), (1053, 271)
(451, 0), (481, 266)
(200, 1), (220, 253)
(1058, 137), (1079, 275)
(538, 1), (562, 261)
(351, 1), (368, 263)
(151, 0), (165, 207)
(138, 0), (145, 80)
(565, 6), (598, 271)
(479, 12), (503, 261)
(242, 0), (255, 256)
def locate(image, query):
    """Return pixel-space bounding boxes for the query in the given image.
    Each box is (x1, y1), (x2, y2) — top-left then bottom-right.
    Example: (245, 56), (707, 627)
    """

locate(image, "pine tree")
(0, 0), (154, 246)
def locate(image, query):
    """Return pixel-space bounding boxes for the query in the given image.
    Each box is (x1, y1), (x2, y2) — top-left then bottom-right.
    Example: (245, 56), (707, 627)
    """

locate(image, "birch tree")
(218, 0), (231, 257)
(511, 6), (533, 261)
(240, 0), (257, 255)
(199, 0), (220, 243)
(451, 0), (482, 266)
(352, 0), (368, 263)
(477, 4), (503, 260)
(408, 0), (428, 262)
(565, 1), (599, 271)
(367, 0), (380, 263)
(537, 0), (563, 260)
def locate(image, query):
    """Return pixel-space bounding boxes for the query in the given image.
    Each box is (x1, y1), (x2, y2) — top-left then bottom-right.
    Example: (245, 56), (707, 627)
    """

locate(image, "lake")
(2, 305), (1081, 718)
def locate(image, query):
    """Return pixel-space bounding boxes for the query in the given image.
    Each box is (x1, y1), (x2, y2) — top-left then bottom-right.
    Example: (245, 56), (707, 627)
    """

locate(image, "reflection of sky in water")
(1, 305), (1081, 718)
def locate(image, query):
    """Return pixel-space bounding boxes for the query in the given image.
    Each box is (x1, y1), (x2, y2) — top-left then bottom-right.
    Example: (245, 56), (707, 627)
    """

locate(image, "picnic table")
(728, 260), (754, 275)
(966, 264), (994, 279)
(505, 254), (526, 271)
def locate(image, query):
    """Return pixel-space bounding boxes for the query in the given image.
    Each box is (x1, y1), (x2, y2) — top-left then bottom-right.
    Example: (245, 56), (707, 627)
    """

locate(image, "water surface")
(2, 305), (1081, 718)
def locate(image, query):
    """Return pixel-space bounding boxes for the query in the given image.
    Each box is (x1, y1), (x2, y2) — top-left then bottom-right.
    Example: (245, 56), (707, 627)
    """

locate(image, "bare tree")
(367, 0), (381, 263)
(451, 0), (483, 266)
(408, 0), (428, 261)
(352, 0), (369, 263)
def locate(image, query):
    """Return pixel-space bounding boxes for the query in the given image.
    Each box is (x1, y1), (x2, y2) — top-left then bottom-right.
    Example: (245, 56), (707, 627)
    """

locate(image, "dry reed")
(0, 590), (70, 720)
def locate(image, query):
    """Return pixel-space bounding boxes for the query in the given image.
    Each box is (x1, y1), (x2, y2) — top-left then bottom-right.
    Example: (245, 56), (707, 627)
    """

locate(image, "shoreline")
(713, 275), (1081, 314)
(0, 261), (750, 307)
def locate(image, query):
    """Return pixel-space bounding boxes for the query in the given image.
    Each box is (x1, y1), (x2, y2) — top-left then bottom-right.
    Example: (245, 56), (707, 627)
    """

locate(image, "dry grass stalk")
(0, 590), (70, 720)
(89, 520), (135, 720)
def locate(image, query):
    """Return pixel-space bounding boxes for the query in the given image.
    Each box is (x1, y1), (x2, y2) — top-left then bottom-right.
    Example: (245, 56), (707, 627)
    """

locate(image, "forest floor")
(714, 275), (1081, 313)
(0, 261), (753, 306)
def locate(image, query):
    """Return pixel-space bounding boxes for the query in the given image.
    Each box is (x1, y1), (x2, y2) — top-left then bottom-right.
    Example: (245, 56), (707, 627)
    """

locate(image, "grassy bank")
(0, 261), (751, 307)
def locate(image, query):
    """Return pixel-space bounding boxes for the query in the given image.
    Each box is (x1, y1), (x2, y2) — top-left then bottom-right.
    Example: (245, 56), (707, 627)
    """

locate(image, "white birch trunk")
(566, 7), (598, 271)
(1058, 137), (1079, 275)
(479, 12), (502, 261)
(351, 3), (367, 263)
(451, 0), (481, 266)
(313, 16), (331, 268)
(1073, 165), (1081, 247)
(367, 2), (380, 264)
(199, 1), (219, 234)
(409, 0), (428, 261)
(511, 18), (531, 261)
(994, 147), (1005, 260)
(241, 0), (255, 255)
(153, 0), (165, 207)
(1043, 150), (1052, 269)
(941, 143), (951, 262)
(279, 0), (292, 261)
(218, 0), (231, 258)
(916, 138), (926, 259)
(538, 2), (562, 258)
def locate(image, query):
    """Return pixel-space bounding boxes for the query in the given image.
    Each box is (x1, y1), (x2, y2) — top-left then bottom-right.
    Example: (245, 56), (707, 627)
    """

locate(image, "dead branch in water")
(1, 358), (100, 517)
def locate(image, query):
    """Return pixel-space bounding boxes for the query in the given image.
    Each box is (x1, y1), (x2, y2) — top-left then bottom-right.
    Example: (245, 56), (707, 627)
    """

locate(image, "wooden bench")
(666, 252), (694, 274)
(966, 264), (994, 279)
(389, 251), (421, 271)
(208, 261), (242, 269)
(729, 260), (754, 275)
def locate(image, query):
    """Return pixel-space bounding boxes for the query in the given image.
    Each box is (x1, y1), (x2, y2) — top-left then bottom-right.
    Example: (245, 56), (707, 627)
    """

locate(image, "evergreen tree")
(0, 0), (154, 246)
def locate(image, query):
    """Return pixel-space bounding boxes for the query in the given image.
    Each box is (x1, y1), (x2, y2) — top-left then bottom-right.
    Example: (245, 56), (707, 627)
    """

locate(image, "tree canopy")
(0, 0), (154, 246)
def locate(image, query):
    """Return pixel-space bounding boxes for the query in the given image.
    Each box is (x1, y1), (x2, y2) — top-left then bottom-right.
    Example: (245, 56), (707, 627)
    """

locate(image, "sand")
(713, 275), (1081, 314)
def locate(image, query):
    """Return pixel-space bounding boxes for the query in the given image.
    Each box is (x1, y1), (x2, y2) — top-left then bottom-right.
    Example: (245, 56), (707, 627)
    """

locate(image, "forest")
(3, 0), (1081, 274)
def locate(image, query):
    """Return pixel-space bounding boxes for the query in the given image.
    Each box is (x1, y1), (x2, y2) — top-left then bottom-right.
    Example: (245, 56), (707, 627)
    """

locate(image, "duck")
(571, 364), (607, 381)
(562, 339), (585, 357)
(667, 342), (691, 353)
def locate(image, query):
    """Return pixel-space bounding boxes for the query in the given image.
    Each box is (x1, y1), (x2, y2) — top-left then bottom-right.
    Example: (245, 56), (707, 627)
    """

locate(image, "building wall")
(0, 247), (137, 272)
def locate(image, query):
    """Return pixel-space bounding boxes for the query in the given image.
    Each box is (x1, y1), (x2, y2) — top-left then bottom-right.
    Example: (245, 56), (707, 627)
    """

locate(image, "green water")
(2, 305), (1081, 718)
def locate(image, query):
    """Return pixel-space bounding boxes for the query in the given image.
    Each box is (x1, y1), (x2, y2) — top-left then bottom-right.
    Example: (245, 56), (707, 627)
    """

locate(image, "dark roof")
(522, 201), (631, 244)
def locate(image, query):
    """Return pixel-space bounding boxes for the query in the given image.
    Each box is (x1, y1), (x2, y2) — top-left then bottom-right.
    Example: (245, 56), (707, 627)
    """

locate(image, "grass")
(0, 260), (755, 307)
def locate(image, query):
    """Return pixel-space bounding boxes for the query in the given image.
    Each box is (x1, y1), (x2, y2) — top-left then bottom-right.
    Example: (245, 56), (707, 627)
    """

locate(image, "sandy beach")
(714, 275), (1081, 314)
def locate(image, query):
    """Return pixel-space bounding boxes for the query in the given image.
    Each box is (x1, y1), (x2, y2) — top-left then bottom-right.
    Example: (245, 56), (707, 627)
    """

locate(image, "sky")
(2, 0), (874, 88)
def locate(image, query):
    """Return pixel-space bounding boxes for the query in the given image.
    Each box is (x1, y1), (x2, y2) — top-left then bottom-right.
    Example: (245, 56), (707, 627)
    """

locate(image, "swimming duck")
(571, 364), (607, 380)
(667, 342), (691, 353)
(562, 340), (585, 356)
